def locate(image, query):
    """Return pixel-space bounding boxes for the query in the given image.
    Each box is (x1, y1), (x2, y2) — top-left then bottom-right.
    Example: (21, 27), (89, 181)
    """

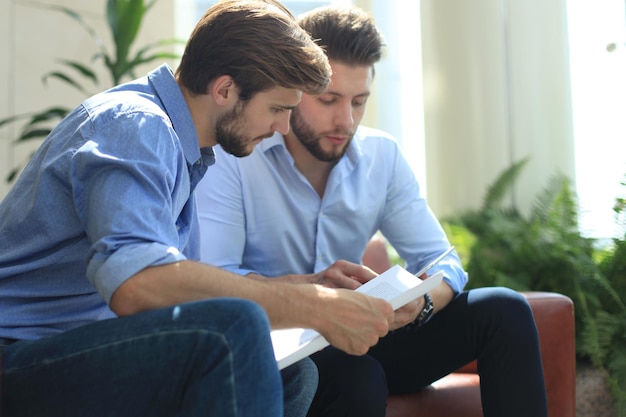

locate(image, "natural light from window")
(568, 0), (626, 239)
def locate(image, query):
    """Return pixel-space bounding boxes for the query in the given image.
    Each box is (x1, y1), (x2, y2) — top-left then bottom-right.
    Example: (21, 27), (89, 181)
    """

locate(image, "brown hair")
(176, 0), (331, 101)
(297, 6), (384, 68)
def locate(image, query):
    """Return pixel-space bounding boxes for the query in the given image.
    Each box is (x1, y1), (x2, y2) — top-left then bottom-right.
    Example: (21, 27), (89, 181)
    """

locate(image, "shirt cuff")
(87, 242), (188, 304)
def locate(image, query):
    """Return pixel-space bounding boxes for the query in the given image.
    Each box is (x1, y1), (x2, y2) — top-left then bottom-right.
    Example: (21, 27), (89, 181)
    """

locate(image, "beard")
(290, 108), (353, 162)
(215, 101), (272, 158)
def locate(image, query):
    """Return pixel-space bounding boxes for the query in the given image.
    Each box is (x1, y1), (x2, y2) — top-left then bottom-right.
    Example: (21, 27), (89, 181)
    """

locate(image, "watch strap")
(416, 292), (434, 327)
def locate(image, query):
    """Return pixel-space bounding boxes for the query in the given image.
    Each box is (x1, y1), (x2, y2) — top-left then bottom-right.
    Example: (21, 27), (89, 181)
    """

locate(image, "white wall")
(0, 0), (11, 198)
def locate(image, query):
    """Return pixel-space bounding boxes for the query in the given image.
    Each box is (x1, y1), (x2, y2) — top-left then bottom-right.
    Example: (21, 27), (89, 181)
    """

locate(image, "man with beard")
(196, 6), (549, 417)
(0, 2), (397, 417)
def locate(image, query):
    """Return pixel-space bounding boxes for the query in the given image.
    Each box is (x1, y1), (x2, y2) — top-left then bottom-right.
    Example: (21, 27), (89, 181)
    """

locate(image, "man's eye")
(273, 108), (286, 113)
(318, 98), (336, 105)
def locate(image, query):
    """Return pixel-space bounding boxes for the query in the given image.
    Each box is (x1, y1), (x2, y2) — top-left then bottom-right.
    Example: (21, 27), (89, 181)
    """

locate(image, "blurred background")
(1, 0), (625, 240)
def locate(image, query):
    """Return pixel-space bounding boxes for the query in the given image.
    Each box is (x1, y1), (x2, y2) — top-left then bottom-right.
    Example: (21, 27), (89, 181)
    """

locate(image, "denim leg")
(2, 298), (283, 417)
(369, 287), (548, 417)
(281, 358), (318, 417)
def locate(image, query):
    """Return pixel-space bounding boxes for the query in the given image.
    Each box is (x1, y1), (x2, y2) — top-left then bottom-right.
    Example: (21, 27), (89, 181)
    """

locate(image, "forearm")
(110, 260), (339, 330)
(430, 280), (455, 314)
(246, 272), (319, 285)
(248, 260), (372, 289)
(109, 260), (394, 356)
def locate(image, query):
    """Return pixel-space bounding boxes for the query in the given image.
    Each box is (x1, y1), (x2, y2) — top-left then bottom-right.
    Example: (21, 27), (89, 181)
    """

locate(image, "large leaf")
(0, 107), (67, 137)
(23, 107), (69, 126)
(107, 0), (157, 83)
(42, 71), (88, 95)
(52, 59), (99, 85)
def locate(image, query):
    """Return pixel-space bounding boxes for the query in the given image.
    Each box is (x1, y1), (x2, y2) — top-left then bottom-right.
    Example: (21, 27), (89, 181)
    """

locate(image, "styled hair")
(297, 6), (385, 68)
(176, 0), (331, 101)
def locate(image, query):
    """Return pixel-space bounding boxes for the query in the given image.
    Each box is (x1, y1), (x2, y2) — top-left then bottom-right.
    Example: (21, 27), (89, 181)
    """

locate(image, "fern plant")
(441, 158), (626, 414)
(596, 174), (626, 414)
(1, 0), (181, 183)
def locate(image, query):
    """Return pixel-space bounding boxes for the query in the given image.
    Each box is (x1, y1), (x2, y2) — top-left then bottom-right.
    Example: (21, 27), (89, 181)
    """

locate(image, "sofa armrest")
(523, 291), (576, 417)
(456, 292), (576, 416)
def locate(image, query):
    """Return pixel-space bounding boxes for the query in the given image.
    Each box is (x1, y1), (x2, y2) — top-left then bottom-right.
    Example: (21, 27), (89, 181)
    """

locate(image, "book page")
(271, 266), (444, 369)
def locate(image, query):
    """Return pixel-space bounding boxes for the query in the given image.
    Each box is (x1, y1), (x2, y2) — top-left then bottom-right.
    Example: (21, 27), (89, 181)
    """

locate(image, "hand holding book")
(271, 248), (452, 369)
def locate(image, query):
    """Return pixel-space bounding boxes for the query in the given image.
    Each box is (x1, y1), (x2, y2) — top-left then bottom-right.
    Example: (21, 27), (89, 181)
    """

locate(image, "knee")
(470, 286), (530, 313)
(469, 287), (536, 333)
(194, 297), (270, 330)
(491, 288), (532, 317)
(226, 298), (270, 329)
(172, 298), (272, 351)
(218, 298), (272, 343)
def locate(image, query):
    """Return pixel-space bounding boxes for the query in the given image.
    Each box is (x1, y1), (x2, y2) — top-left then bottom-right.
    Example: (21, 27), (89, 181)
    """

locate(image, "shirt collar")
(147, 64), (215, 168)
(258, 132), (287, 153)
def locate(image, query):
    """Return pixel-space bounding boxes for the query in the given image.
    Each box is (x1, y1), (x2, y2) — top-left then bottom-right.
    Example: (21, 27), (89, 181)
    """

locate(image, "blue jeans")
(307, 287), (548, 417)
(1, 298), (317, 417)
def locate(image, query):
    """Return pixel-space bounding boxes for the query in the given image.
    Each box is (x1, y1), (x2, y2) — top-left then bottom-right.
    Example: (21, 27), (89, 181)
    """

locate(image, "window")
(568, 0), (626, 238)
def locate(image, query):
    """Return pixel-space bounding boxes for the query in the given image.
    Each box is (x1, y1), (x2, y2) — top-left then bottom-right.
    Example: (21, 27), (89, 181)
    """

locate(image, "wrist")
(415, 292), (434, 327)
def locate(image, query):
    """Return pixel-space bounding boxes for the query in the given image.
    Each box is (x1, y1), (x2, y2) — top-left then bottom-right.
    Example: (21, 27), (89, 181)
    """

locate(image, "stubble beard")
(290, 108), (353, 162)
(215, 101), (255, 158)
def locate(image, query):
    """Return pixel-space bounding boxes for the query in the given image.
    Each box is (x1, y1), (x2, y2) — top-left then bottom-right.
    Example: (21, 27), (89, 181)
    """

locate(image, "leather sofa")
(363, 238), (577, 417)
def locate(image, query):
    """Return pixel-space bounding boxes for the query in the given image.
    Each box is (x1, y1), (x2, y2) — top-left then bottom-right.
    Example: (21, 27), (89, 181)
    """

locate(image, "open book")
(271, 265), (445, 369)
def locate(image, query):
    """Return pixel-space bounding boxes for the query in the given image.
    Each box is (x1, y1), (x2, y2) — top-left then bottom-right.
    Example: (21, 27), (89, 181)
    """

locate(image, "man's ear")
(210, 75), (238, 106)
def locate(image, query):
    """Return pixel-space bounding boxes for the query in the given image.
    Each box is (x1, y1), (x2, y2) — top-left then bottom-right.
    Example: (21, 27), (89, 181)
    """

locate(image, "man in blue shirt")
(196, 6), (548, 417)
(0, 2), (397, 416)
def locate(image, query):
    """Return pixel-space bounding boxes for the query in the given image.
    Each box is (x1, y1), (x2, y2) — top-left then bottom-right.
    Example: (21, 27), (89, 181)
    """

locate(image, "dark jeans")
(1, 298), (317, 417)
(306, 287), (548, 417)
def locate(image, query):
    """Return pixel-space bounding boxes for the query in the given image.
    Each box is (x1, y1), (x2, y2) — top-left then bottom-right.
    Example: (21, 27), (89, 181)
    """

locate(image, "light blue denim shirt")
(0, 64), (215, 340)
(196, 127), (468, 293)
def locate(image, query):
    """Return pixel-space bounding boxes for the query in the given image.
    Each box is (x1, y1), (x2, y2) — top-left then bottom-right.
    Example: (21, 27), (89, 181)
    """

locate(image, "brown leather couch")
(363, 238), (577, 417)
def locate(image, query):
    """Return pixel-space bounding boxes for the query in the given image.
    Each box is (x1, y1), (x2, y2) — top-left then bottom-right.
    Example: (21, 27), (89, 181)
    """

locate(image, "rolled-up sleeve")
(87, 242), (187, 303)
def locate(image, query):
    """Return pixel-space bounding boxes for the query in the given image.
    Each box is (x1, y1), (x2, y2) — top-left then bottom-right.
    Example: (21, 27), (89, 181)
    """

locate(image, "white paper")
(271, 266), (444, 369)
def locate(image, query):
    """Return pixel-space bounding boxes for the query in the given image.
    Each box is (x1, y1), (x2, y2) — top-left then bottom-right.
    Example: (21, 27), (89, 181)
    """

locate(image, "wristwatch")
(415, 293), (434, 327)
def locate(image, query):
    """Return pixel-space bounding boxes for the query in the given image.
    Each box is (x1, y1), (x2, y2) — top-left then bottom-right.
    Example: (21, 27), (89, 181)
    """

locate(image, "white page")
(271, 267), (444, 369)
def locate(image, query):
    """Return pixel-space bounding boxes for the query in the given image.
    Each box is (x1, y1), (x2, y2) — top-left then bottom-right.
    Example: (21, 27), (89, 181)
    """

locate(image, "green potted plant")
(0, 0), (181, 182)
(440, 158), (626, 415)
